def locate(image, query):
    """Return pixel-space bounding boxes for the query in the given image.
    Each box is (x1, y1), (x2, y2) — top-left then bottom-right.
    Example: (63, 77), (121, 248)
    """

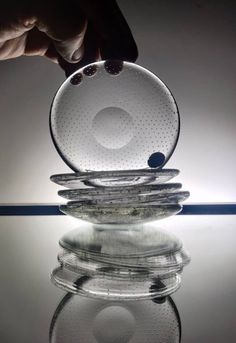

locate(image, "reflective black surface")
(1, 215), (236, 342)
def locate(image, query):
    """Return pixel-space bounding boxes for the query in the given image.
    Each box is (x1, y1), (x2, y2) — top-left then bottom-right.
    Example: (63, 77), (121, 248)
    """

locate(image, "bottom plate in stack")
(59, 203), (183, 224)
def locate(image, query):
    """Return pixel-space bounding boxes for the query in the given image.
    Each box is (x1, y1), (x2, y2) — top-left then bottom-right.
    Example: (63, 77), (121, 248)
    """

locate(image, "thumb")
(35, 1), (88, 64)
(52, 21), (87, 63)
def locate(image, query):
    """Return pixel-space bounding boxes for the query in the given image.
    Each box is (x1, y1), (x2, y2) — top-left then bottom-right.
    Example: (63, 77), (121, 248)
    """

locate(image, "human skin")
(0, 0), (138, 75)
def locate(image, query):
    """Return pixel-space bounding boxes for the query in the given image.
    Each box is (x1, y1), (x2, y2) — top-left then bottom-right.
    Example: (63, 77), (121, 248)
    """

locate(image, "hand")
(0, 0), (138, 75)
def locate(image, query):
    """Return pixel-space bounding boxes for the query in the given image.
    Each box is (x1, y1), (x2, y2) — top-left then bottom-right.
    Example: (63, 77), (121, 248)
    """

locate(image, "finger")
(53, 21), (87, 63)
(79, 0), (138, 62)
(24, 27), (50, 57)
(57, 23), (100, 77)
(0, 25), (55, 61)
(44, 43), (59, 63)
(0, 33), (27, 59)
(0, 13), (41, 60)
(0, 17), (36, 42)
(35, 1), (87, 63)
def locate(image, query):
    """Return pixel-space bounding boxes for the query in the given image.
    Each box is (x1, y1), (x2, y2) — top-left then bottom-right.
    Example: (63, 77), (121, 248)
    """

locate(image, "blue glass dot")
(104, 60), (123, 75)
(70, 73), (83, 85)
(148, 152), (165, 168)
(83, 65), (98, 76)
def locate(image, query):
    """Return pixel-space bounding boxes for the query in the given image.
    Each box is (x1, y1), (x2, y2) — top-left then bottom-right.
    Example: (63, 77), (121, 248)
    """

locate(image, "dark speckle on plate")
(104, 60), (124, 75)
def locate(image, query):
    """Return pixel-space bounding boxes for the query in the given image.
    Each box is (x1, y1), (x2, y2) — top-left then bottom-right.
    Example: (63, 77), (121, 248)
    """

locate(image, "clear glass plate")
(58, 191), (189, 205)
(50, 169), (179, 188)
(50, 60), (180, 172)
(58, 182), (182, 200)
(59, 203), (182, 224)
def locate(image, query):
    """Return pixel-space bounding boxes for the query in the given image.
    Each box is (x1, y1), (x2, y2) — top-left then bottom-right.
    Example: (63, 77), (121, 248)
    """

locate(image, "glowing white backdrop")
(0, 0), (235, 203)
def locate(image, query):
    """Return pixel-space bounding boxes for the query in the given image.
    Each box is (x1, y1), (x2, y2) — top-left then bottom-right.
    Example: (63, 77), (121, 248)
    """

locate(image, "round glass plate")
(58, 191), (189, 205)
(50, 60), (180, 172)
(50, 294), (181, 343)
(50, 169), (179, 188)
(58, 182), (182, 200)
(59, 203), (182, 224)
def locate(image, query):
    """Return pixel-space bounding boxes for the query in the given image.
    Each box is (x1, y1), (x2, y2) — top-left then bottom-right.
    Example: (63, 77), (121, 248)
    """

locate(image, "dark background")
(1, 215), (236, 342)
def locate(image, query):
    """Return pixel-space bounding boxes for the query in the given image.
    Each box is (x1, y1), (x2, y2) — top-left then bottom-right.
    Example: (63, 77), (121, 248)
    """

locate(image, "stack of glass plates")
(51, 225), (190, 300)
(51, 169), (189, 224)
(50, 60), (189, 225)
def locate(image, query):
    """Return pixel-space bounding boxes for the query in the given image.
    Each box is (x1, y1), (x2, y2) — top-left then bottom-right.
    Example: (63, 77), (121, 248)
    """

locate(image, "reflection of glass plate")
(51, 266), (181, 301)
(58, 182), (182, 200)
(51, 169), (179, 188)
(59, 203), (182, 224)
(58, 191), (189, 205)
(59, 226), (191, 272)
(50, 294), (181, 343)
(60, 225), (183, 259)
(50, 61), (180, 172)
(58, 249), (190, 278)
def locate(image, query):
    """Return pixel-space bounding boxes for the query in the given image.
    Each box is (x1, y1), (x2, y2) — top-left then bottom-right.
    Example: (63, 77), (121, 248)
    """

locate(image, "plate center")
(92, 106), (134, 149)
(93, 305), (136, 343)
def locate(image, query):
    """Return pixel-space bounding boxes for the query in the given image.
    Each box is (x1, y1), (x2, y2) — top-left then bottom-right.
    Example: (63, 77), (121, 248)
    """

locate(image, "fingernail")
(72, 48), (82, 62)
